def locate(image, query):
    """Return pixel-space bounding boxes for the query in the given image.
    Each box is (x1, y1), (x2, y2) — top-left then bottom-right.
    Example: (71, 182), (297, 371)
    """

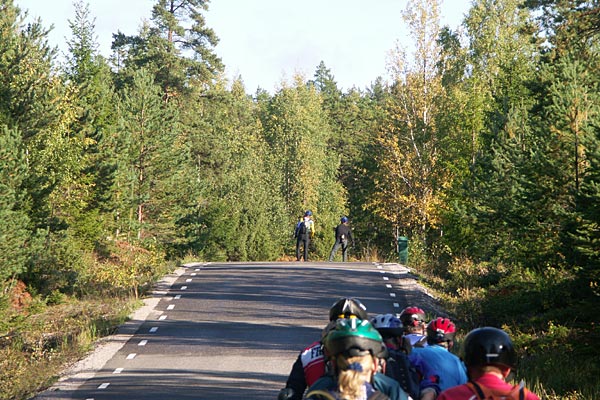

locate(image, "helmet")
(321, 320), (338, 341)
(463, 327), (516, 369)
(341, 216), (349, 223)
(325, 318), (384, 357)
(329, 298), (368, 321)
(399, 306), (426, 327)
(304, 210), (313, 216)
(427, 317), (456, 344)
(370, 314), (404, 339)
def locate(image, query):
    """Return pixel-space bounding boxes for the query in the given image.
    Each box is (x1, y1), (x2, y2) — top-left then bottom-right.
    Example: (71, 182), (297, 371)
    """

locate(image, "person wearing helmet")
(306, 318), (408, 400)
(328, 216), (354, 262)
(370, 314), (440, 400)
(329, 297), (368, 321)
(295, 210), (315, 261)
(398, 306), (428, 347)
(410, 317), (468, 392)
(437, 327), (540, 400)
(278, 298), (370, 400)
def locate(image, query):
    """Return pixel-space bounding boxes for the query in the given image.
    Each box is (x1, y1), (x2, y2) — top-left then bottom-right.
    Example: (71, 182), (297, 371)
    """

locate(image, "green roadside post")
(398, 236), (408, 265)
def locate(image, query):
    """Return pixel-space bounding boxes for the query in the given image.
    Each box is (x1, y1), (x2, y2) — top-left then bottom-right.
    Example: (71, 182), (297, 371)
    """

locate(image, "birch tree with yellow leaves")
(367, 0), (450, 250)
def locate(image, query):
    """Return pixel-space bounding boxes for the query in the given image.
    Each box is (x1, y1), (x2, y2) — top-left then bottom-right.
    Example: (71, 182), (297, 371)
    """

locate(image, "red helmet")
(399, 306), (426, 327)
(427, 317), (456, 344)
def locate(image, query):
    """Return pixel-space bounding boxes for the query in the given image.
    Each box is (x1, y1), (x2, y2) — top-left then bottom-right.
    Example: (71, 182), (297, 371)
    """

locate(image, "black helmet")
(325, 318), (385, 357)
(329, 298), (368, 321)
(463, 327), (517, 369)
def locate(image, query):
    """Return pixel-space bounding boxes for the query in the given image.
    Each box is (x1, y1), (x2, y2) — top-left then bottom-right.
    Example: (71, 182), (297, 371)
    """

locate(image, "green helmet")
(325, 318), (385, 358)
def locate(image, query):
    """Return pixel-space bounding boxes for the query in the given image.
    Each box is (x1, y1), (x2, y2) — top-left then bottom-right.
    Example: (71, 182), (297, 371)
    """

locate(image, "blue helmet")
(341, 216), (348, 223)
(304, 210), (313, 216)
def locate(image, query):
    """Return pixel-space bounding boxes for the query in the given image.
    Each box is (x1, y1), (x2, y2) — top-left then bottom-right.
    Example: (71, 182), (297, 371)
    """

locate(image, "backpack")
(385, 350), (421, 400)
(467, 381), (528, 400)
(295, 221), (307, 237)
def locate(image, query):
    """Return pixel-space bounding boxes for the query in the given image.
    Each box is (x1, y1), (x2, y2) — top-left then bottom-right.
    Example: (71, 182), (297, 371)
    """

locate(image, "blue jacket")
(410, 344), (467, 391)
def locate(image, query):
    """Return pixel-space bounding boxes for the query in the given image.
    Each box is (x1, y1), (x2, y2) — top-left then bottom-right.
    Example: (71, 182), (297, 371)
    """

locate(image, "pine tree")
(63, 0), (118, 246)
(573, 127), (600, 298)
(114, 68), (175, 241)
(0, 126), (35, 284)
(111, 0), (223, 101)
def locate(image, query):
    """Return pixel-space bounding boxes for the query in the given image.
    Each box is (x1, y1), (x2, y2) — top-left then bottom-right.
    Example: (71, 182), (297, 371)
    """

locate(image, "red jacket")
(437, 373), (540, 400)
(300, 340), (326, 386)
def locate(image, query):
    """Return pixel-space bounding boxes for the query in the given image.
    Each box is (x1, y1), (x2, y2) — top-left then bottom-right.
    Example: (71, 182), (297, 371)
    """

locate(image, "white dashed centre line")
(149, 327), (158, 333)
(167, 304), (175, 310)
(159, 315), (167, 320)
(174, 295), (181, 299)
(383, 276), (389, 281)
(386, 284), (392, 288)
(138, 340), (148, 346)
(194, 268), (200, 271)
(394, 303), (400, 308)
(191, 273), (197, 276)
(126, 353), (136, 360)
(377, 265), (383, 269)
(185, 278), (192, 282)
(390, 293), (397, 297)
(98, 383), (110, 389)
(181, 286), (187, 290)
(113, 368), (124, 374)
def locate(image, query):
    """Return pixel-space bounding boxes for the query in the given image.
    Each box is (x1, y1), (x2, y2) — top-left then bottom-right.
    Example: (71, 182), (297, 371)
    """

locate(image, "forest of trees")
(1, 0), (600, 397)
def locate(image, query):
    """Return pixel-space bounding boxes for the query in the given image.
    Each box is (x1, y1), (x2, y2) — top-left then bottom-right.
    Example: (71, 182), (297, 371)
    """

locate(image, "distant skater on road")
(295, 210), (315, 261)
(328, 216), (354, 262)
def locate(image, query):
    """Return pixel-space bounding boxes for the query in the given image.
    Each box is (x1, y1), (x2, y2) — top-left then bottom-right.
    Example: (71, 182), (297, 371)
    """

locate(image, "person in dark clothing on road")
(329, 216), (354, 262)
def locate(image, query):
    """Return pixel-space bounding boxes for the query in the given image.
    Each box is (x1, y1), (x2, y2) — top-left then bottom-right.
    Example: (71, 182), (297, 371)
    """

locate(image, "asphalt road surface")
(35, 261), (438, 400)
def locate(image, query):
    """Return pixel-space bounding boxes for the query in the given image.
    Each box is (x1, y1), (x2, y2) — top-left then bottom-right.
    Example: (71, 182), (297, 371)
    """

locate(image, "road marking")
(383, 276), (389, 280)
(167, 304), (175, 310)
(149, 327), (158, 333)
(126, 353), (136, 359)
(394, 303), (400, 308)
(386, 284), (392, 288)
(174, 295), (181, 299)
(159, 315), (167, 320)
(195, 268), (200, 271)
(380, 271), (385, 274)
(113, 368), (124, 374)
(191, 273), (197, 276)
(390, 293), (396, 298)
(376, 265), (382, 269)
(181, 286), (187, 290)
(138, 340), (148, 346)
(186, 278), (192, 282)
(98, 383), (110, 389)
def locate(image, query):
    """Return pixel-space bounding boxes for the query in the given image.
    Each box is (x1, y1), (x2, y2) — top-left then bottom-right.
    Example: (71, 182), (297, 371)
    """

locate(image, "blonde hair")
(335, 354), (376, 400)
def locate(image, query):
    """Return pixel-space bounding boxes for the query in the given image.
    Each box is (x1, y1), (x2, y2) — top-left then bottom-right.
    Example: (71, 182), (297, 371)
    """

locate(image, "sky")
(15, 0), (472, 93)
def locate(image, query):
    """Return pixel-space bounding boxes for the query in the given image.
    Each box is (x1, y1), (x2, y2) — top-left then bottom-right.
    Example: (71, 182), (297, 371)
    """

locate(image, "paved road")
(37, 261), (429, 400)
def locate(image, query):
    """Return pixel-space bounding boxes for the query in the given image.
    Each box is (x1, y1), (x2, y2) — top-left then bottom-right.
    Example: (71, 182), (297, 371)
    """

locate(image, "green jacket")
(306, 372), (408, 400)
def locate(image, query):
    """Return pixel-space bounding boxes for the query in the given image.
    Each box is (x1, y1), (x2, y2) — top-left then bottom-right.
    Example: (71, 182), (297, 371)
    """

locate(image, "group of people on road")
(278, 298), (540, 400)
(294, 211), (354, 262)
